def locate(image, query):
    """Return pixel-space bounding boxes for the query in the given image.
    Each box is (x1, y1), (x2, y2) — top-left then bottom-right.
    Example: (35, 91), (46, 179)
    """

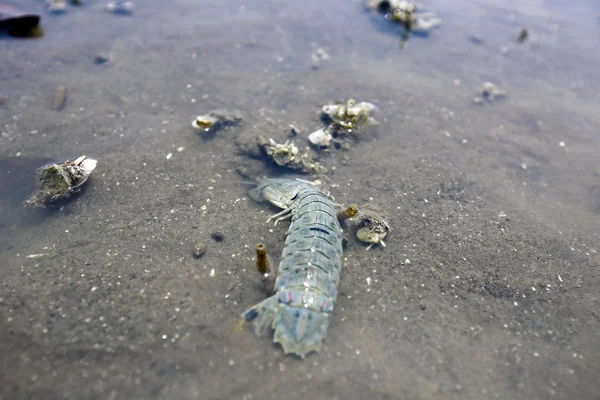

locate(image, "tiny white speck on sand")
(26, 254), (46, 259)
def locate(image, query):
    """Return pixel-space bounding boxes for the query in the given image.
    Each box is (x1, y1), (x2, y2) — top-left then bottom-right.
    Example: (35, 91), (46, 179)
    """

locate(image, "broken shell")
(411, 15), (442, 32)
(349, 101), (378, 114)
(322, 104), (344, 118)
(46, 0), (66, 13)
(105, 0), (134, 14)
(308, 127), (333, 147)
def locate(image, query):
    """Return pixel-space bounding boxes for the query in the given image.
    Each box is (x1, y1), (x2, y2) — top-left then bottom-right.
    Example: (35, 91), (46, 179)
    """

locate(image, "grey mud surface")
(1, 0), (599, 399)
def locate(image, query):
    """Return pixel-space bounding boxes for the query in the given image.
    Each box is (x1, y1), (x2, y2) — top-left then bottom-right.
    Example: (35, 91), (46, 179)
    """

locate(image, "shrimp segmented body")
(242, 178), (344, 358)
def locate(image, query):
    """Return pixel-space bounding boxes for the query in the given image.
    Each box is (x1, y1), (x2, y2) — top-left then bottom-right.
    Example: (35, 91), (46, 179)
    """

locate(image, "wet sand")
(1, 0), (599, 399)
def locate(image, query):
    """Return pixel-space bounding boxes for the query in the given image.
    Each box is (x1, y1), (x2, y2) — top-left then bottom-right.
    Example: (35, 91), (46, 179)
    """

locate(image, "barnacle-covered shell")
(26, 155), (98, 207)
(321, 99), (379, 130)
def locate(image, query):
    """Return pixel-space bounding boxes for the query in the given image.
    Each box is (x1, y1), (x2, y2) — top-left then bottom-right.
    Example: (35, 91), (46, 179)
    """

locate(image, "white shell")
(356, 102), (378, 113)
(308, 127), (332, 147)
(412, 16), (442, 32)
(47, 0), (66, 12)
(322, 105), (343, 118)
(72, 157), (98, 189)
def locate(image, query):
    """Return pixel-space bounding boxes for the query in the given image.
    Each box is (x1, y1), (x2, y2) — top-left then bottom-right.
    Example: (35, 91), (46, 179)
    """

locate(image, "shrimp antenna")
(235, 180), (258, 186)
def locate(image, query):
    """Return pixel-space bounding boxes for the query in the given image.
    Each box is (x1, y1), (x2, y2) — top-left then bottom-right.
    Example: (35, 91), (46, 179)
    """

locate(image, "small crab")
(355, 207), (391, 250)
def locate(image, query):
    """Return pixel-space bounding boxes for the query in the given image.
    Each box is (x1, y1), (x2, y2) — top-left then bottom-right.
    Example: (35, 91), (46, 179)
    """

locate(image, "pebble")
(211, 231), (225, 242)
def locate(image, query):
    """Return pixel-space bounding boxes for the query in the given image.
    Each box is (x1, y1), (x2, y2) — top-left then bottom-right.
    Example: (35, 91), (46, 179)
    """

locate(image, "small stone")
(517, 27), (528, 43)
(289, 125), (300, 136)
(94, 55), (110, 65)
(211, 231), (224, 242)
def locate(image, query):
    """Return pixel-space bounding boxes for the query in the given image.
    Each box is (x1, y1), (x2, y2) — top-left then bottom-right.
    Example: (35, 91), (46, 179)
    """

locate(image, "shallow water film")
(1, 0), (599, 399)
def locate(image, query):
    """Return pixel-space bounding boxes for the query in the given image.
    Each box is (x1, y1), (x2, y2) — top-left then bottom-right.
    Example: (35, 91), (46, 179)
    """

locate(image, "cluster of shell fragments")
(308, 99), (379, 149)
(258, 135), (327, 175)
